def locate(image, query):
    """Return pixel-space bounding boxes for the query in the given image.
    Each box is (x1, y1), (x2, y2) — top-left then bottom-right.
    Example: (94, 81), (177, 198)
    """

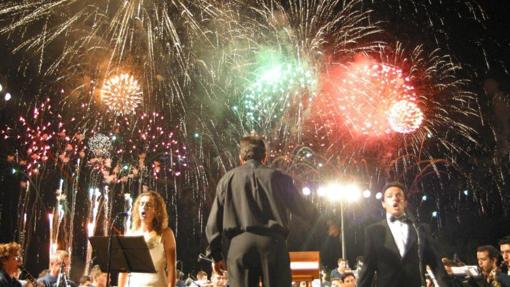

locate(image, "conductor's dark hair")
(239, 136), (266, 162)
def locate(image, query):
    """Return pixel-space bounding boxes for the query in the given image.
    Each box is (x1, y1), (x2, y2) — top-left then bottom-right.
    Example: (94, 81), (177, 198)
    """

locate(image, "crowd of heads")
(77, 265), (107, 287)
(180, 269), (228, 286)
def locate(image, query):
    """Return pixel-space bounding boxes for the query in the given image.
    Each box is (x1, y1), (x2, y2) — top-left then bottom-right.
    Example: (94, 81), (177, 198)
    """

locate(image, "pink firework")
(325, 58), (421, 136)
(0, 98), (83, 176)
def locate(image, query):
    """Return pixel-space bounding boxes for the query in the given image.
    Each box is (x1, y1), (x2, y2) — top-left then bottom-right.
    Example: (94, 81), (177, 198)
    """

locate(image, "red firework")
(322, 57), (423, 136)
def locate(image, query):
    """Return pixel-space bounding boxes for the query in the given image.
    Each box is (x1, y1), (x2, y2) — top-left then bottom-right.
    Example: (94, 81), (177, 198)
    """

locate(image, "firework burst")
(323, 59), (420, 136)
(304, 43), (478, 188)
(0, 0), (226, 111)
(388, 100), (424, 134)
(100, 73), (143, 116)
(88, 133), (112, 158)
(190, 0), (382, 163)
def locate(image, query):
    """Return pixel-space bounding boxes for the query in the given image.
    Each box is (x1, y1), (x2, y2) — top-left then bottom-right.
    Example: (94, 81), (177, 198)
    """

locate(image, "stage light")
(5, 92), (12, 101)
(323, 183), (342, 202)
(346, 184), (362, 203)
(421, 195), (428, 201)
(375, 192), (383, 200)
(317, 186), (327, 197)
(362, 189), (371, 198)
(302, 186), (311, 196)
(463, 190), (469, 196)
(321, 182), (361, 203)
(432, 211), (438, 218)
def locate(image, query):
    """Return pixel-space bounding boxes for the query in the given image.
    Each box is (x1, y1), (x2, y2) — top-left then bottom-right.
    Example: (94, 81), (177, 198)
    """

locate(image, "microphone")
(55, 261), (67, 287)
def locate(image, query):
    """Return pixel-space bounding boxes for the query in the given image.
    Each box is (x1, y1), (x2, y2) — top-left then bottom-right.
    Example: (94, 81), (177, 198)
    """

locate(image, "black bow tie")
(390, 215), (410, 223)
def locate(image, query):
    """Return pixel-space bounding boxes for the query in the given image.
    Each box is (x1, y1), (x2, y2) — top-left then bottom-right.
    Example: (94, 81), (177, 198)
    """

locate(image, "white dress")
(127, 230), (168, 287)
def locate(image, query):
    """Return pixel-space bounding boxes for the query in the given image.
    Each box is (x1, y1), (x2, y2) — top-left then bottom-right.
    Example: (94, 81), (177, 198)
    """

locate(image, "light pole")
(340, 198), (346, 259)
(321, 182), (361, 259)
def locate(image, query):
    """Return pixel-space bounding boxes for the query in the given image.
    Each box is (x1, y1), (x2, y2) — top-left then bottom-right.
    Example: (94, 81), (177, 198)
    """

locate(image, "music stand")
(89, 236), (156, 273)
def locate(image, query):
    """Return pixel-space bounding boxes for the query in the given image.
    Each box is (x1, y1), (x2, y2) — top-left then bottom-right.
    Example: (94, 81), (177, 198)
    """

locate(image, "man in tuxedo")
(500, 237), (510, 275)
(357, 182), (450, 287)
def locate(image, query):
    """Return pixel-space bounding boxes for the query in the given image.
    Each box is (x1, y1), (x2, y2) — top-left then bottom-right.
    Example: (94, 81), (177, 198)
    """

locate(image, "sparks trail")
(0, 0), (225, 110)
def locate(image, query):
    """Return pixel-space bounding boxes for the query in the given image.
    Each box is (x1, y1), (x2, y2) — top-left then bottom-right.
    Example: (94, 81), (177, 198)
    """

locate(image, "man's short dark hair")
(499, 236), (510, 246)
(477, 245), (499, 260)
(341, 272), (355, 281)
(239, 136), (266, 161)
(381, 182), (406, 200)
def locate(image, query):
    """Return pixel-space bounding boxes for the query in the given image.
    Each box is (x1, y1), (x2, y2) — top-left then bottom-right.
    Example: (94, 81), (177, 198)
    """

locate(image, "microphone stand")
(410, 219), (426, 287)
(55, 261), (69, 287)
(106, 212), (128, 287)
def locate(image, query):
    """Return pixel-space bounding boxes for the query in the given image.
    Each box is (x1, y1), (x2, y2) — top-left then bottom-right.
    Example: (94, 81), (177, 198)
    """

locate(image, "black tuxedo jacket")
(357, 219), (450, 287)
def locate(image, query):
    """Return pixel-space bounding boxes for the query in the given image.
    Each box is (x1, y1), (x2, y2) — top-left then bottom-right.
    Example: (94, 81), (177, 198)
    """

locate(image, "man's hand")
(212, 260), (227, 274)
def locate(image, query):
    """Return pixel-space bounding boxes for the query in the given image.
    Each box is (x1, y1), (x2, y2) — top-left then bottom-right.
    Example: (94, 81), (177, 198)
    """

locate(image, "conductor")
(205, 135), (316, 287)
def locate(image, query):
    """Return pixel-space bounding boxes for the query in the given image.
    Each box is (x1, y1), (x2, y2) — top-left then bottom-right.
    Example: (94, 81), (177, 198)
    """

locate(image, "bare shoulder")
(161, 227), (176, 247)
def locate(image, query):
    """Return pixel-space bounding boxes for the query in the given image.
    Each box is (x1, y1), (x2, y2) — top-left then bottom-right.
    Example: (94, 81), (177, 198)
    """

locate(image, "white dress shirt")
(386, 213), (409, 257)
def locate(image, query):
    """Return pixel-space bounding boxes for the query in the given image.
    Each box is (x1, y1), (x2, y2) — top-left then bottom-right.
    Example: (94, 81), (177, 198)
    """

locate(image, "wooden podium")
(289, 251), (320, 282)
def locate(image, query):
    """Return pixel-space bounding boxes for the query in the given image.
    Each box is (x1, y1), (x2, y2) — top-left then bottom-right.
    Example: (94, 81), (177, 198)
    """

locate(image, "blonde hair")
(0, 242), (21, 267)
(50, 250), (69, 265)
(131, 191), (169, 234)
(89, 265), (104, 281)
